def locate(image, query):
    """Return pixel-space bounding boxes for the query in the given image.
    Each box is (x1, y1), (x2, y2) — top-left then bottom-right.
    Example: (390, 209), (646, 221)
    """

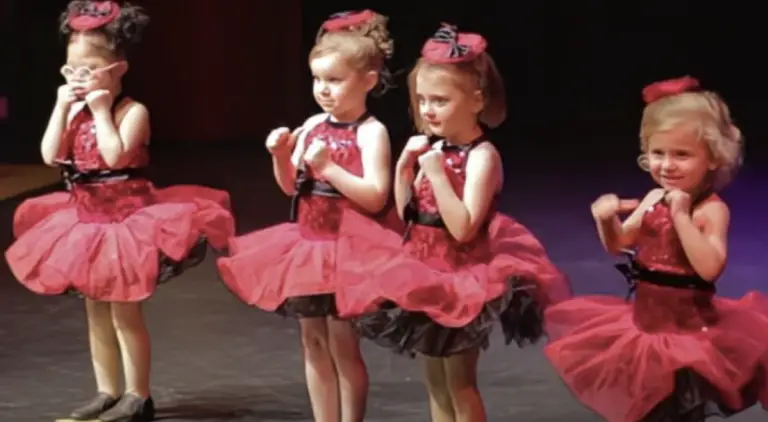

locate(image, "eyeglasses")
(60, 61), (124, 81)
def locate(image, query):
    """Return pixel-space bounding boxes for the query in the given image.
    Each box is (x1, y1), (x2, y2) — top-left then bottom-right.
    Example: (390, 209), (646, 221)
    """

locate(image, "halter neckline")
(440, 133), (486, 152)
(325, 111), (371, 128)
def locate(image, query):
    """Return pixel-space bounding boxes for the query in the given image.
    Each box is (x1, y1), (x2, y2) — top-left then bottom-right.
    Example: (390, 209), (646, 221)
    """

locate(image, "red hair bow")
(67, 1), (121, 31)
(421, 23), (487, 64)
(642, 76), (700, 104)
(322, 9), (375, 32)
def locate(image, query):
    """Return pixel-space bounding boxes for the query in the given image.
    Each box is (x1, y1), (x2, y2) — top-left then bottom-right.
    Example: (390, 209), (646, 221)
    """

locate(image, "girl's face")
(62, 33), (126, 98)
(646, 123), (717, 192)
(310, 52), (375, 121)
(415, 66), (482, 139)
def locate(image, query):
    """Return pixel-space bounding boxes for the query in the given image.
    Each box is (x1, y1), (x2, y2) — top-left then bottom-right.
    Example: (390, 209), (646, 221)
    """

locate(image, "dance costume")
(334, 138), (572, 356)
(6, 96), (235, 301)
(544, 195), (768, 421)
(217, 113), (402, 316)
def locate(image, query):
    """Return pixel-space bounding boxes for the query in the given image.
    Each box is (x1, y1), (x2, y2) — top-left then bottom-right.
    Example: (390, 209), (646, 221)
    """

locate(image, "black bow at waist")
(288, 169), (343, 222)
(615, 250), (715, 300)
(56, 160), (148, 190)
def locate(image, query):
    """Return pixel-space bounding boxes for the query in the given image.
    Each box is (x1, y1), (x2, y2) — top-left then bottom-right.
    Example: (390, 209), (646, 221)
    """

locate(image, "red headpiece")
(321, 9), (375, 32)
(642, 76), (701, 104)
(421, 23), (486, 64)
(67, 1), (121, 31)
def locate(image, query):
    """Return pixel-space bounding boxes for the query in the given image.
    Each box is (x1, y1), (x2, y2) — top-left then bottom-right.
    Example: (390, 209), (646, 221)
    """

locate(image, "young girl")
(330, 24), (571, 422)
(544, 76), (768, 422)
(5, 1), (234, 421)
(216, 10), (397, 422)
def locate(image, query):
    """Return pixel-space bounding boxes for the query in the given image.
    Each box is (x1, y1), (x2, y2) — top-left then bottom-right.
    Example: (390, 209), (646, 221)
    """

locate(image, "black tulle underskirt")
(354, 275), (544, 357)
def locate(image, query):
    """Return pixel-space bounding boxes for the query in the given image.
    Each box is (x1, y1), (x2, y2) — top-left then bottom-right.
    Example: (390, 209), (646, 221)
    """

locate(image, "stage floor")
(0, 145), (766, 421)
(0, 164), (60, 200)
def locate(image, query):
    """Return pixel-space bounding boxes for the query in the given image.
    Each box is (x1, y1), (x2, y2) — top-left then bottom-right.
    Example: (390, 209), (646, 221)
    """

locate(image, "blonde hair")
(638, 91), (743, 190)
(407, 53), (507, 134)
(309, 12), (393, 91)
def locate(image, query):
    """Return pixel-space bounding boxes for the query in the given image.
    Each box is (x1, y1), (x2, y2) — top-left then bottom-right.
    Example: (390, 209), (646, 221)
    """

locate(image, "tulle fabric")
(335, 209), (570, 324)
(331, 209), (570, 356)
(6, 185), (234, 302)
(544, 285), (768, 422)
(216, 205), (404, 317)
(217, 222), (338, 311)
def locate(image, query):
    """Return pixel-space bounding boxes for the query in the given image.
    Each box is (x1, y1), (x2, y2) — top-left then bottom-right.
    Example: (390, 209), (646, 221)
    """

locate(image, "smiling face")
(646, 123), (717, 192)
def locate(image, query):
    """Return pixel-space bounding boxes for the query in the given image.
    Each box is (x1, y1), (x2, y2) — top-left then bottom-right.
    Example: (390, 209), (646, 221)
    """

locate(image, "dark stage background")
(2, 3), (768, 421)
(0, 0), (9, 136)
(2, 1), (766, 172)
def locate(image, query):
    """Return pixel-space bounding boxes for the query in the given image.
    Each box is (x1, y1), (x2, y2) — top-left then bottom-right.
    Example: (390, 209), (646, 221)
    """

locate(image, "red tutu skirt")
(544, 284), (768, 422)
(216, 204), (405, 318)
(6, 185), (234, 302)
(334, 210), (571, 356)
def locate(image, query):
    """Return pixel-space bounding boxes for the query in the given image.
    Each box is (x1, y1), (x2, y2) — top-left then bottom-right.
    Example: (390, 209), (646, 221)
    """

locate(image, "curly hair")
(638, 91), (743, 190)
(59, 1), (149, 57)
(310, 11), (395, 96)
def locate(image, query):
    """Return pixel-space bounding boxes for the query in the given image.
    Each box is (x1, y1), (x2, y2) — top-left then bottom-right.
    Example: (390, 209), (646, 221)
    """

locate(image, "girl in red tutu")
(544, 76), (768, 422)
(331, 24), (571, 422)
(5, 1), (234, 421)
(216, 10), (396, 422)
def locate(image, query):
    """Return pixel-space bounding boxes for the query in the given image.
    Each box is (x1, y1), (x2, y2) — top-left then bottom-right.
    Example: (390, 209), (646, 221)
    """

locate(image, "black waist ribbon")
(289, 168), (343, 222)
(56, 160), (148, 191)
(614, 250), (715, 301)
(401, 200), (446, 243)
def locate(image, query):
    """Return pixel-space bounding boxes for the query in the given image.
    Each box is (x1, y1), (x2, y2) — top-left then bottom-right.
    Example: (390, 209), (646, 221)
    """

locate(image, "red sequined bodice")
(632, 199), (717, 332)
(296, 120), (364, 239)
(63, 107), (155, 223)
(407, 142), (491, 271)
(635, 200), (697, 275)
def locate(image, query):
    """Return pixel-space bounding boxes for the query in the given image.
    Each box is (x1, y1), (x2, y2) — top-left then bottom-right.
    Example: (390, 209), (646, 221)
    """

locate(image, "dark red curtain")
(0, 0), (8, 121)
(129, 0), (304, 142)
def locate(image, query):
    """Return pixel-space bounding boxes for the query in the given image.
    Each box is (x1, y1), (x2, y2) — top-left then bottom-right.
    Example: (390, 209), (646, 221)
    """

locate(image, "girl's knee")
(427, 382), (454, 410)
(444, 353), (481, 403)
(84, 300), (116, 335)
(445, 372), (477, 393)
(423, 358), (452, 404)
(110, 302), (146, 332)
(328, 322), (363, 362)
(300, 320), (330, 358)
(85, 299), (111, 316)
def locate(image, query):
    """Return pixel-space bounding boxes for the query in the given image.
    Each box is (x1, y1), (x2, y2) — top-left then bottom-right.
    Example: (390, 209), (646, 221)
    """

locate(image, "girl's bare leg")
(445, 349), (485, 422)
(300, 317), (339, 422)
(423, 356), (456, 422)
(110, 302), (151, 398)
(328, 318), (368, 422)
